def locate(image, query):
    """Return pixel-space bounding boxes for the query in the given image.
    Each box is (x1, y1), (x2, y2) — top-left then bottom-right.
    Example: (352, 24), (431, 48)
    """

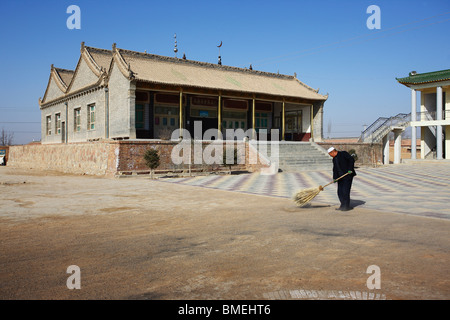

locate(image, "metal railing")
(359, 113), (410, 143)
(359, 117), (389, 142)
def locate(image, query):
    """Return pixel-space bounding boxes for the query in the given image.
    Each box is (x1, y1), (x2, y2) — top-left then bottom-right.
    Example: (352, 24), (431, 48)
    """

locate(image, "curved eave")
(397, 77), (450, 86)
(83, 47), (105, 77)
(64, 46), (107, 94)
(40, 67), (67, 105)
(53, 70), (69, 92)
(40, 79), (106, 109)
(113, 48), (135, 80)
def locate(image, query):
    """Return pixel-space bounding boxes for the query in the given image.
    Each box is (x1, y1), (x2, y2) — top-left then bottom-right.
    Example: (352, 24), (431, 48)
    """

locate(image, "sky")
(0, 0), (449, 145)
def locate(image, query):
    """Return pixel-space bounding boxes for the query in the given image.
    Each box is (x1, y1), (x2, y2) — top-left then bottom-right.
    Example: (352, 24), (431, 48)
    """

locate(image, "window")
(55, 113), (61, 135)
(255, 112), (269, 132)
(87, 104), (95, 130)
(46, 116), (52, 136)
(74, 108), (81, 132)
(285, 111), (302, 133)
(222, 110), (247, 131)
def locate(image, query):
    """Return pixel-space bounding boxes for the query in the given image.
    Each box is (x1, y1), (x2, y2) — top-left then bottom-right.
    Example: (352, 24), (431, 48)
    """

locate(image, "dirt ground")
(0, 166), (449, 300)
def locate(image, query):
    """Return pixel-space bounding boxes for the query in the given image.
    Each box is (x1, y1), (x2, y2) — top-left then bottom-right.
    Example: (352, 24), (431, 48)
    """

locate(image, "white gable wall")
(44, 76), (65, 102)
(68, 57), (100, 93)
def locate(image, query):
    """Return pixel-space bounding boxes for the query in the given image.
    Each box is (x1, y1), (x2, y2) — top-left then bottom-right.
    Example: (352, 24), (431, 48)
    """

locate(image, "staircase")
(254, 141), (332, 172)
(359, 113), (411, 143)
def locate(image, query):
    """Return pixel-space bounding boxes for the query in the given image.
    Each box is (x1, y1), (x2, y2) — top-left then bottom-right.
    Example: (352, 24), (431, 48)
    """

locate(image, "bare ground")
(0, 167), (449, 300)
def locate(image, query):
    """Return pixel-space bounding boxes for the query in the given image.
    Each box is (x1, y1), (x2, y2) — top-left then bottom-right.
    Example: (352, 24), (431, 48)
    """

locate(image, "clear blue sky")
(1, 0), (449, 144)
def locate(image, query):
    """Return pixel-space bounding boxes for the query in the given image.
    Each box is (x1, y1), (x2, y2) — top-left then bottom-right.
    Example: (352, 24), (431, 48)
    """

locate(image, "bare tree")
(0, 128), (14, 146)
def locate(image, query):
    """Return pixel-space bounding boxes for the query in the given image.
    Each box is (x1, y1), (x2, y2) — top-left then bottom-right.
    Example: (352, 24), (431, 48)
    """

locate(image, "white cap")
(327, 147), (335, 153)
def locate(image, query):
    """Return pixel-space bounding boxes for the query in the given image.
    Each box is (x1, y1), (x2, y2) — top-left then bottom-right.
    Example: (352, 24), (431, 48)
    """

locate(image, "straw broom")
(293, 172), (351, 207)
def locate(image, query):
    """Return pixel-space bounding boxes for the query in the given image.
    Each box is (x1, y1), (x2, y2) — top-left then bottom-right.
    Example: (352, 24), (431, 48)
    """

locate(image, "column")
(393, 129), (403, 164)
(217, 92), (222, 139)
(436, 86), (443, 159)
(282, 100), (285, 141)
(382, 134), (389, 164)
(252, 97), (256, 140)
(179, 89), (183, 139)
(446, 90), (450, 160)
(310, 105), (314, 141)
(128, 83), (136, 139)
(410, 89), (416, 160)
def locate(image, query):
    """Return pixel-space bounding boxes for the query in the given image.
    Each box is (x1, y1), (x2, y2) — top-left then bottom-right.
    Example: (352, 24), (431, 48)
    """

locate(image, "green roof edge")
(397, 68), (450, 84)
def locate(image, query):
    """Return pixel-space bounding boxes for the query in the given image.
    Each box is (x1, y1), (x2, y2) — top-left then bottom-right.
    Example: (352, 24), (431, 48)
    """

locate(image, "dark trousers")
(337, 177), (353, 209)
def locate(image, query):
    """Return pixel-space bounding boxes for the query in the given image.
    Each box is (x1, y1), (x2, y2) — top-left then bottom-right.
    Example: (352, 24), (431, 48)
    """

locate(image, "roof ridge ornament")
(127, 60), (135, 80)
(174, 34), (178, 58)
(217, 41), (222, 65)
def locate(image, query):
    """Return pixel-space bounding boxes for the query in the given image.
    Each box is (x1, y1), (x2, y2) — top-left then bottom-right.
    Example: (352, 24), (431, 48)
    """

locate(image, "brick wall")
(114, 140), (267, 174)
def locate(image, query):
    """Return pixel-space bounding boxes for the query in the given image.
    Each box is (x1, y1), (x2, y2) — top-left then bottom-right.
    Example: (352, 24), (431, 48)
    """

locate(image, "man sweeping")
(327, 147), (356, 211)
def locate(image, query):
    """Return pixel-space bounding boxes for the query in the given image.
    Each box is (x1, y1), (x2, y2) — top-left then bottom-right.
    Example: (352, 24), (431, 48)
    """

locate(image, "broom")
(293, 171), (352, 207)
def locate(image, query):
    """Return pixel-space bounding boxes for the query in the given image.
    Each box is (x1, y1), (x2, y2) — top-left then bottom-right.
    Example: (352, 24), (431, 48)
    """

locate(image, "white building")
(397, 69), (450, 160)
(39, 42), (328, 144)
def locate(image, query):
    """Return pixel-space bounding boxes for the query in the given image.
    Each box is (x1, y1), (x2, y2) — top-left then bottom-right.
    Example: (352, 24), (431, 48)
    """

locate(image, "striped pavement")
(161, 163), (450, 220)
(263, 289), (386, 300)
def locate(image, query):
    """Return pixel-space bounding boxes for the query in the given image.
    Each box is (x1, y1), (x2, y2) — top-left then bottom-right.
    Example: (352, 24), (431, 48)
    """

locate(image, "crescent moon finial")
(217, 41), (222, 48)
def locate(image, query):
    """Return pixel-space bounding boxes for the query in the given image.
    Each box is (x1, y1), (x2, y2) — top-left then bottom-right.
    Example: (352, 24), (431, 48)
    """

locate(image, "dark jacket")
(332, 151), (356, 180)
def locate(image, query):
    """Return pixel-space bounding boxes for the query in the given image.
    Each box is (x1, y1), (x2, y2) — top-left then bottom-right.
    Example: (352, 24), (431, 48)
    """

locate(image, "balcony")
(410, 111), (450, 128)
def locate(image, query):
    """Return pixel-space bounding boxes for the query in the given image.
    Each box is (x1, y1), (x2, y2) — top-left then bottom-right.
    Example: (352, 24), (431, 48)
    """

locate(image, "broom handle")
(322, 171), (351, 189)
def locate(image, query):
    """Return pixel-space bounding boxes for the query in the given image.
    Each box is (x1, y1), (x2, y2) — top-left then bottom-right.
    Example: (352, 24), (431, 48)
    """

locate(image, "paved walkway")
(162, 162), (450, 220)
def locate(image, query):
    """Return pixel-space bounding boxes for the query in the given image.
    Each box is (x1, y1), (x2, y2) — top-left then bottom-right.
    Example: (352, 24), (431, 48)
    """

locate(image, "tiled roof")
(54, 68), (75, 87)
(115, 47), (328, 101)
(396, 69), (450, 85)
(41, 43), (328, 105)
(85, 47), (112, 71)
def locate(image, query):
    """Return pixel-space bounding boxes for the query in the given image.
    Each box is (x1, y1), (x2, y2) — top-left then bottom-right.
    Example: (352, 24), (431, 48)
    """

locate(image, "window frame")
(74, 108), (81, 132)
(87, 104), (95, 131)
(55, 113), (61, 135)
(46, 115), (52, 136)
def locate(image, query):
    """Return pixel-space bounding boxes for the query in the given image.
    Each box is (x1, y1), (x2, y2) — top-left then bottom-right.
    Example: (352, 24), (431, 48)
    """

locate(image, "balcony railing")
(413, 110), (450, 121)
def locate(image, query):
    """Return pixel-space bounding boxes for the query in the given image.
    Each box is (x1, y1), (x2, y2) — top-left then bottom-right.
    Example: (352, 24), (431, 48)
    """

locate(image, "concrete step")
(255, 142), (332, 172)
(277, 154), (328, 159)
(280, 164), (332, 172)
(280, 160), (332, 165)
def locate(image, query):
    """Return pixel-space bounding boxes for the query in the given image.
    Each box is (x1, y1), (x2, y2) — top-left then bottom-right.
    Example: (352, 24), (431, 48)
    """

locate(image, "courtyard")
(0, 163), (449, 300)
